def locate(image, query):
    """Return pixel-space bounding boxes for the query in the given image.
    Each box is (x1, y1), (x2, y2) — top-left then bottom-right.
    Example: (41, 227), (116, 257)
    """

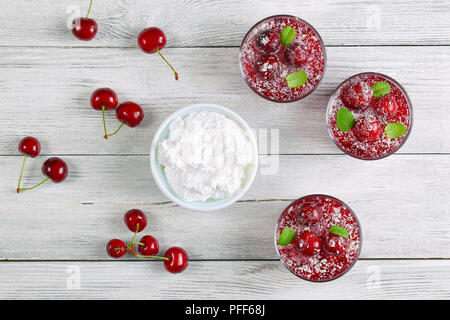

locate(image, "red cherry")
(375, 95), (398, 120)
(42, 157), (69, 183)
(324, 233), (348, 256)
(255, 30), (281, 53)
(254, 55), (280, 81)
(72, 18), (98, 41)
(138, 27), (166, 53)
(284, 42), (308, 67)
(342, 81), (373, 110)
(297, 231), (321, 256)
(138, 27), (178, 80)
(296, 202), (323, 225)
(107, 239), (127, 258)
(116, 102), (144, 128)
(353, 115), (382, 142)
(90, 88), (118, 110)
(124, 209), (147, 232)
(164, 247), (189, 273)
(19, 136), (41, 158)
(138, 235), (159, 256)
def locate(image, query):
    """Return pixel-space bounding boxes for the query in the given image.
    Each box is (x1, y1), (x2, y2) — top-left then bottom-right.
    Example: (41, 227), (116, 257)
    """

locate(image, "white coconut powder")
(158, 111), (254, 202)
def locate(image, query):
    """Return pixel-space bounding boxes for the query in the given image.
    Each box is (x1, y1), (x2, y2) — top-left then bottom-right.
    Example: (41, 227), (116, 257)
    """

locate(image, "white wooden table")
(0, 0), (449, 299)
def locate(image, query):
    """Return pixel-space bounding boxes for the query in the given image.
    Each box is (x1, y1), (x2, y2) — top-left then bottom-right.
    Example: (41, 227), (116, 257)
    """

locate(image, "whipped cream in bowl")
(150, 104), (258, 211)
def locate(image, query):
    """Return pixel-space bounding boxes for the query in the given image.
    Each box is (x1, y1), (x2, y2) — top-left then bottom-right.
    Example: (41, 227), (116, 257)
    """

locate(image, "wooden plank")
(0, 46), (449, 155)
(0, 260), (448, 299)
(0, 0), (449, 47)
(1, 154), (449, 259)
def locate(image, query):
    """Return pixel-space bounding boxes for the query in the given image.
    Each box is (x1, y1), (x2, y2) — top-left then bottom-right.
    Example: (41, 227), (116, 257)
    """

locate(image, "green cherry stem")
(129, 244), (169, 260)
(127, 223), (140, 249)
(106, 122), (125, 138)
(86, 0), (93, 18)
(18, 177), (49, 192)
(156, 49), (179, 81)
(16, 154), (28, 193)
(101, 106), (108, 139)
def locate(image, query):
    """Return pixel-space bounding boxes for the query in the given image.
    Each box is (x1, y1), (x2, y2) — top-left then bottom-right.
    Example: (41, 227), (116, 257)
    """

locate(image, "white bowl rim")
(150, 103), (259, 212)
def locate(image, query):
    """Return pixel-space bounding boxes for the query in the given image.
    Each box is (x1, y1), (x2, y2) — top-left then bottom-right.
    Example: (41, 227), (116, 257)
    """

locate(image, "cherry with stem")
(138, 27), (179, 80)
(72, 0), (98, 41)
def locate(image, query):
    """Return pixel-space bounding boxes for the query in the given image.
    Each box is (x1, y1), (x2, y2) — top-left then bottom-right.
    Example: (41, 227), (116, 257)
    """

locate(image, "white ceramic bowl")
(150, 104), (259, 211)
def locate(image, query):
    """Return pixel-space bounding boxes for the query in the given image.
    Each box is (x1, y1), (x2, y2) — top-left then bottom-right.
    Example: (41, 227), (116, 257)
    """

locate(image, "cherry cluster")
(90, 88), (144, 139)
(17, 137), (68, 193)
(107, 209), (189, 274)
(71, 0), (178, 80)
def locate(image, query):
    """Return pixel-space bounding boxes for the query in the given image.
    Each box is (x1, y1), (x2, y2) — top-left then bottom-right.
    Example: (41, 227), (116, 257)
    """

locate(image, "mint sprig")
(278, 227), (295, 245)
(336, 108), (355, 132)
(280, 26), (296, 46)
(330, 225), (349, 239)
(372, 81), (391, 98)
(286, 71), (307, 88)
(385, 122), (407, 139)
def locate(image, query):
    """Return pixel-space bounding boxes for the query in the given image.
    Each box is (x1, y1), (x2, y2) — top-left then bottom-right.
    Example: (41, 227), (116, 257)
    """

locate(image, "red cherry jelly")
(327, 72), (412, 160)
(276, 195), (361, 282)
(240, 15), (326, 102)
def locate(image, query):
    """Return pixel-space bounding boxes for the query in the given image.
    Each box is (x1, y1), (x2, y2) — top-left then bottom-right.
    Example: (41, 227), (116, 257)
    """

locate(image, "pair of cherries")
(17, 137), (68, 193)
(72, 1), (178, 80)
(107, 209), (189, 274)
(91, 88), (144, 139)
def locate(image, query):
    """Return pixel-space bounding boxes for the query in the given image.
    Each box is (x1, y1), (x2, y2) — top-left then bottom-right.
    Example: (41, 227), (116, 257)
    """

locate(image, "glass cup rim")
(239, 14), (327, 103)
(274, 194), (362, 282)
(325, 71), (414, 160)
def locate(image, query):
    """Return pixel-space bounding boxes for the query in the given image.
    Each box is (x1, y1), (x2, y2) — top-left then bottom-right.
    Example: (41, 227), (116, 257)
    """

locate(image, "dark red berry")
(90, 88), (118, 110)
(353, 115), (382, 142)
(296, 202), (323, 225)
(297, 231), (321, 256)
(375, 95), (398, 120)
(164, 247), (188, 273)
(254, 55), (280, 81)
(284, 42), (308, 67)
(19, 136), (41, 158)
(255, 30), (280, 53)
(42, 157), (68, 183)
(342, 81), (373, 110)
(324, 233), (348, 256)
(138, 27), (166, 54)
(138, 235), (159, 256)
(106, 239), (127, 258)
(72, 18), (98, 41)
(116, 102), (144, 127)
(124, 209), (147, 232)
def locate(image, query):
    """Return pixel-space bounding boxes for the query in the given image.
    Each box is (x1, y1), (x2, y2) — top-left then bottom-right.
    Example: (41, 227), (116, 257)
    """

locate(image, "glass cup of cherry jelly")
(326, 72), (413, 160)
(239, 15), (326, 103)
(274, 194), (362, 282)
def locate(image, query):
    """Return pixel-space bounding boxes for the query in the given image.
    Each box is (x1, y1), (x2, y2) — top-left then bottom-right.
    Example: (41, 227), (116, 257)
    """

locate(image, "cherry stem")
(125, 223), (141, 251)
(102, 106), (108, 139)
(106, 122), (125, 138)
(156, 49), (179, 81)
(16, 154), (28, 193)
(126, 224), (170, 261)
(86, 0), (93, 18)
(18, 177), (49, 192)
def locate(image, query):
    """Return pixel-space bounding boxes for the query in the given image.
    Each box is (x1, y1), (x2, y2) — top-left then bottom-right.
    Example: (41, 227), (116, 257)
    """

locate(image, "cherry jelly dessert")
(327, 72), (413, 160)
(239, 15), (326, 102)
(275, 195), (361, 282)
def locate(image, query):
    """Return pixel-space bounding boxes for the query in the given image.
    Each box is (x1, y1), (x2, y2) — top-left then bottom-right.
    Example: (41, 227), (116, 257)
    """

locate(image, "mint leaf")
(372, 81), (391, 97)
(280, 26), (296, 46)
(385, 122), (407, 138)
(330, 225), (349, 239)
(286, 71), (307, 88)
(278, 227), (295, 245)
(336, 108), (355, 132)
